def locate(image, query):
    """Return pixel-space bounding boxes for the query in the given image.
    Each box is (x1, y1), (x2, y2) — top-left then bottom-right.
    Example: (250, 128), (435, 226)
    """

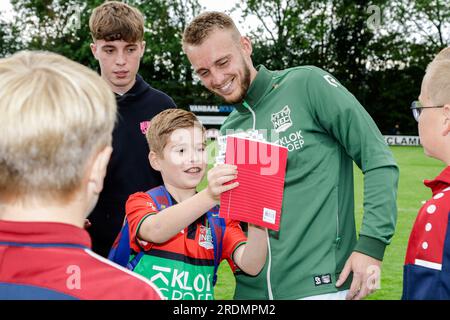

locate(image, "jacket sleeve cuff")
(353, 235), (387, 261)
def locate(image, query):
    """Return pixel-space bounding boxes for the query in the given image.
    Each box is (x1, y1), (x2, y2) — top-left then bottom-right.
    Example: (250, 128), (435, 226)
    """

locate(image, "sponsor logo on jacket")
(271, 106), (305, 152)
(150, 265), (214, 300)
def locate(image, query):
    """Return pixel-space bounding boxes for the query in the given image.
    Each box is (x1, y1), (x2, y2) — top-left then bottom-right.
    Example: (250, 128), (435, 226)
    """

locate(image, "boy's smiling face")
(151, 126), (207, 191)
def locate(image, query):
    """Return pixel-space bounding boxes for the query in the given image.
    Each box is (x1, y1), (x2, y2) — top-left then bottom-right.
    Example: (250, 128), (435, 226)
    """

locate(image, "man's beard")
(217, 60), (251, 104)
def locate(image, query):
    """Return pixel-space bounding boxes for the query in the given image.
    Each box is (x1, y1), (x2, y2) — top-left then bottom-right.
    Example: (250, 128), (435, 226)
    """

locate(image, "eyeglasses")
(410, 101), (443, 122)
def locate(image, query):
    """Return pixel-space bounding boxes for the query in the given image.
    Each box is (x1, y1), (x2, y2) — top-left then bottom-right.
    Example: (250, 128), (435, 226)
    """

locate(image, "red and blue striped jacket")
(403, 166), (450, 300)
(0, 220), (163, 300)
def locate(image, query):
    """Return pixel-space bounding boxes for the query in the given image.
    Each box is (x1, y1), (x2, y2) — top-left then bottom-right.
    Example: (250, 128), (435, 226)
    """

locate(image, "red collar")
(0, 220), (91, 248)
(424, 166), (450, 194)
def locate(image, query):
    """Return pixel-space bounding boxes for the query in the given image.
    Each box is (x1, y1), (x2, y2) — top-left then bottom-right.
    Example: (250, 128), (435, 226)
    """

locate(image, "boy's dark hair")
(89, 1), (144, 42)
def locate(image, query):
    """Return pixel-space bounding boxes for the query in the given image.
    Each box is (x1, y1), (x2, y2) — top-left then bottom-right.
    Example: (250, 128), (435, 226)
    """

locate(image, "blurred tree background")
(0, 0), (448, 134)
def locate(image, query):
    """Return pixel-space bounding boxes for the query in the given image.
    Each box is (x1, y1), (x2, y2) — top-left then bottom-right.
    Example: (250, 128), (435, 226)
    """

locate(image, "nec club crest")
(198, 226), (213, 250)
(271, 106), (292, 133)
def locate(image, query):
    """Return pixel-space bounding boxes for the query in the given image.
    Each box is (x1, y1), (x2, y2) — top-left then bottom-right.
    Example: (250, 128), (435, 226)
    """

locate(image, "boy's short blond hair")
(182, 11), (241, 51)
(424, 59), (450, 106)
(89, 1), (144, 42)
(146, 109), (204, 156)
(0, 51), (117, 200)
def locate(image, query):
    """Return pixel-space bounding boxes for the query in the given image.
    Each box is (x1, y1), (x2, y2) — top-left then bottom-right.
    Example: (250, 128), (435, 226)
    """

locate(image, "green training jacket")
(220, 65), (399, 299)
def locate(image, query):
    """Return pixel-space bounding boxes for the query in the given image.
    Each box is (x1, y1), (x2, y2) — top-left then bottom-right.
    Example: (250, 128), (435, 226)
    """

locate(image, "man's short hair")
(146, 109), (205, 156)
(0, 51), (117, 201)
(89, 1), (144, 42)
(182, 11), (241, 50)
(433, 47), (450, 62)
(424, 59), (450, 106)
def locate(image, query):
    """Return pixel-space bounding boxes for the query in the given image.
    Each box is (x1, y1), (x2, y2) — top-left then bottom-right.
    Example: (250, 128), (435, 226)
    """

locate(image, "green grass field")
(211, 146), (444, 300)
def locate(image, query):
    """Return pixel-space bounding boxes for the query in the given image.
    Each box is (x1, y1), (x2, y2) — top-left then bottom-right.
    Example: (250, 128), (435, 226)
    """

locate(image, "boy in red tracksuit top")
(123, 109), (268, 300)
(403, 51), (450, 300)
(0, 51), (161, 300)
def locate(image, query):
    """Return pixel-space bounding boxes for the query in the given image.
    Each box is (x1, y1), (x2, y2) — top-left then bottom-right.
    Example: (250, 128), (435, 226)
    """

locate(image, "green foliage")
(233, 0), (449, 135)
(133, 0), (227, 108)
(1, 0), (209, 109)
(8, 0), (103, 68)
(0, 18), (21, 56)
(0, 0), (449, 128)
(132, 0), (205, 108)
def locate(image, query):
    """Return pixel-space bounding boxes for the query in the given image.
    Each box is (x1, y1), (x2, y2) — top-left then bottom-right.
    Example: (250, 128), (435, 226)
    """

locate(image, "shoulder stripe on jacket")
(84, 249), (164, 299)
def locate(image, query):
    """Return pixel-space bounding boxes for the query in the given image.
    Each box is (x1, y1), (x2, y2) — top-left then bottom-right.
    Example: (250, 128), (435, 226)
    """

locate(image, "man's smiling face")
(185, 29), (254, 104)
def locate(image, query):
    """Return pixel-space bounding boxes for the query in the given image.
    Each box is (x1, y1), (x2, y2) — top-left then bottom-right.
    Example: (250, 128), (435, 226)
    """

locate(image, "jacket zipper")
(242, 100), (274, 300)
(336, 212), (341, 246)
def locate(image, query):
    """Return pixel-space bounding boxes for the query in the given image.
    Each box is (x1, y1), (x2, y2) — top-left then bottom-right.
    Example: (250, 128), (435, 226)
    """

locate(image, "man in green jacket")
(182, 12), (398, 300)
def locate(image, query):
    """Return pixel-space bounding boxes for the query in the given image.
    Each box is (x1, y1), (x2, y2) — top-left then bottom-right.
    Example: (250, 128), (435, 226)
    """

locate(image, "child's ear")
(88, 146), (113, 195)
(148, 151), (161, 171)
(140, 41), (146, 58)
(443, 104), (450, 136)
(90, 43), (99, 60)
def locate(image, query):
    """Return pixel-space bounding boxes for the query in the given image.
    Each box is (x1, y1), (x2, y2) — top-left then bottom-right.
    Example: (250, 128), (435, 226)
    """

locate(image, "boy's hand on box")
(206, 164), (239, 202)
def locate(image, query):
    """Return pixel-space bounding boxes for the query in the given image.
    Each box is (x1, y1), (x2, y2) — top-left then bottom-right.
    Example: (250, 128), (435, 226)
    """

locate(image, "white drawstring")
(242, 101), (256, 130)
